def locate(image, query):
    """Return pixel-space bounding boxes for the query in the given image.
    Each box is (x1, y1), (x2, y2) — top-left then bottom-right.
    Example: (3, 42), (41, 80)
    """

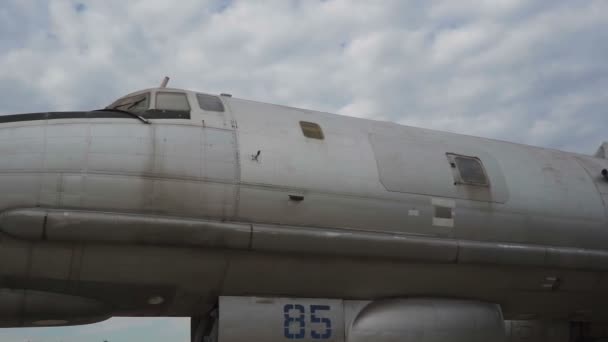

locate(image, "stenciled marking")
(283, 304), (332, 340)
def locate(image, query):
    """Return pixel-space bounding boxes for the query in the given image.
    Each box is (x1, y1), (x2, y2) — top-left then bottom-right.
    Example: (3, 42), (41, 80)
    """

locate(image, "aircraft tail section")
(595, 142), (608, 158)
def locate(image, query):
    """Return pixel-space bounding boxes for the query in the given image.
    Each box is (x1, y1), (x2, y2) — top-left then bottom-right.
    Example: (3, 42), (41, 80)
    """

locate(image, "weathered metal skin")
(1, 87), (608, 329)
(3, 208), (608, 272)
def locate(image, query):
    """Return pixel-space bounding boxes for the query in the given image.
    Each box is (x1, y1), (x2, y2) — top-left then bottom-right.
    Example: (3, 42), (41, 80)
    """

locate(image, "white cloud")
(430, 0), (527, 18)
(0, 1), (606, 145)
(1, 0), (604, 154)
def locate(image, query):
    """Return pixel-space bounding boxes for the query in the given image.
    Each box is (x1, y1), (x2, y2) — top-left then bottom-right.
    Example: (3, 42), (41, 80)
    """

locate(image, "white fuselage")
(0, 87), (607, 328)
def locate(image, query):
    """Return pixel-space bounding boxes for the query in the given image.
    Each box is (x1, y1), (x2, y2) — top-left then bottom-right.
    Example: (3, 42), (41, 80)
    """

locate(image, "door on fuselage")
(142, 90), (240, 219)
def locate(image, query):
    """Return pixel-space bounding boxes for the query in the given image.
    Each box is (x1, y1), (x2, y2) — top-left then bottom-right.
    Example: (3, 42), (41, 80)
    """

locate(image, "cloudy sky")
(2, 0), (608, 155)
(0, 0), (607, 340)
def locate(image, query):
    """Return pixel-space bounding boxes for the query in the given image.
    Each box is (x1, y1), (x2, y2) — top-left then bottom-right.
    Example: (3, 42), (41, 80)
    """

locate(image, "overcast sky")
(2, 0), (608, 155)
(0, 0), (607, 340)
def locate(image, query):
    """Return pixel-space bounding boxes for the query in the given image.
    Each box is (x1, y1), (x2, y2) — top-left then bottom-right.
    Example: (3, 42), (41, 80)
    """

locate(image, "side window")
(156, 92), (191, 112)
(300, 121), (324, 140)
(447, 153), (489, 186)
(197, 94), (225, 112)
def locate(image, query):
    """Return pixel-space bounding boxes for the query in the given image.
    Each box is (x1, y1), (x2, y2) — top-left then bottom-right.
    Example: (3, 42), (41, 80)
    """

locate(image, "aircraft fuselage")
(0, 88), (608, 331)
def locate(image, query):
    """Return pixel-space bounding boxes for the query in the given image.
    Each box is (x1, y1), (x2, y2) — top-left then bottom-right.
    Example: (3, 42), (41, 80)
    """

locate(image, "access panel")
(369, 132), (509, 203)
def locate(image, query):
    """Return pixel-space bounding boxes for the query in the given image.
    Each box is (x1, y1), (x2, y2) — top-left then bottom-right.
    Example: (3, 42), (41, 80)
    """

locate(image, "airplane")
(0, 77), (607, 342)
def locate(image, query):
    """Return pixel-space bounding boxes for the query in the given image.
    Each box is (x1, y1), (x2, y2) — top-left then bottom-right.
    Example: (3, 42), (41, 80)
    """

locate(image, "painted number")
(283, 304), (332, 340)
(284, 304), (306, 339)
(310, 305), (332, 339)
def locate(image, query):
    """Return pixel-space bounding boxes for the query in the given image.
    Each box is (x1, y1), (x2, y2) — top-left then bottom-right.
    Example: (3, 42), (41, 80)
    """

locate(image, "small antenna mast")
(160, 76), (170, 88)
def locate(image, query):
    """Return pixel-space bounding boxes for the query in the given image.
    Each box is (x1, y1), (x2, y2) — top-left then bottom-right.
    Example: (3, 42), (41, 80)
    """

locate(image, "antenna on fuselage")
(160, 76), (170, 88)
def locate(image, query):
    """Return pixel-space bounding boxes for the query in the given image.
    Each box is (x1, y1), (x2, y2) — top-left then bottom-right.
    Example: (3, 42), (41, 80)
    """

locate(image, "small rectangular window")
(197, 94), (225, 112)
(156, 92), (191, 111)
(300, 121), (324, 140)
(447, 153), (489, 186)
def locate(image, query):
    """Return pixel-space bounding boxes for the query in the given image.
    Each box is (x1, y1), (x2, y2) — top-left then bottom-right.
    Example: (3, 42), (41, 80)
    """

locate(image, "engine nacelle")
(347, 298), (505, 342)
(215, 297), (506, 342)
(0, 288), (111, 327)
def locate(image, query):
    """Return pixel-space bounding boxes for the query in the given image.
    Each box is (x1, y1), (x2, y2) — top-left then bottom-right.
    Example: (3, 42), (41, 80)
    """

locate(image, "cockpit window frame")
(155, 91), (192, 112)
(196, 93), (225, 112)
(108, 93), (150, 114)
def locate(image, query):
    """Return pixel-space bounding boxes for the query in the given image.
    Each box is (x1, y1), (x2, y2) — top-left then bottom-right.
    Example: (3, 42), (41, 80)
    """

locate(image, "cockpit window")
(197, 94), (225, 112)
(110, 93), (150, 113)
(156, 92), (191, 112)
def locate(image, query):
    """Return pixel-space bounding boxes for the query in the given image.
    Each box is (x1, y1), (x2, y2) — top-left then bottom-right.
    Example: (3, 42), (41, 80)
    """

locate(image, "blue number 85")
(283, 304), (332, 339)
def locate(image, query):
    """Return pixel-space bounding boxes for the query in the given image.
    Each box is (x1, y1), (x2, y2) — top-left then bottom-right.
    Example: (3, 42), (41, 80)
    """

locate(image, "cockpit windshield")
(108, 93), (150, 113)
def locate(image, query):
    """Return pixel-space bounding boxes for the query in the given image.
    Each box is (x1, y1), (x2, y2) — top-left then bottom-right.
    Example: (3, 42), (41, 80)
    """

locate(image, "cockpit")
(106, 88), (227, 121)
